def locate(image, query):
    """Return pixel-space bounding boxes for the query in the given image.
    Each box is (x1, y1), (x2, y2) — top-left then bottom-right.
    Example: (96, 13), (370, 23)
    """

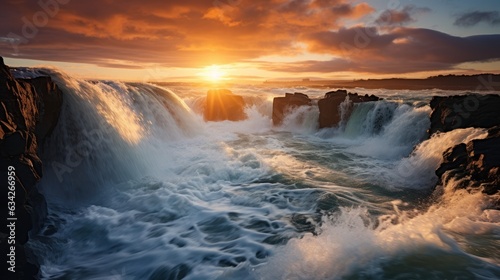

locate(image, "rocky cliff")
(0, 57), (63, 279)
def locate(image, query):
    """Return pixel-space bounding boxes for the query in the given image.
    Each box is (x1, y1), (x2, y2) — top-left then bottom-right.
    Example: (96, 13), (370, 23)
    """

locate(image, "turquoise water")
(18, 69), (500, 279)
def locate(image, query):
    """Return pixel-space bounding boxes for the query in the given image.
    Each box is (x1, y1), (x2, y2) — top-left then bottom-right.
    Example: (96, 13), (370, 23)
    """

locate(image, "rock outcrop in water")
(272, 90), (380, 127)
(436, 127), (500, 197)
(0, 57), (63, 279)
(204, 89), (246, 122)
(272, 92), (312, 126)
(429, 94), (500, 135)
(318, 90), (380, 128)
(431, 94), (500, 202)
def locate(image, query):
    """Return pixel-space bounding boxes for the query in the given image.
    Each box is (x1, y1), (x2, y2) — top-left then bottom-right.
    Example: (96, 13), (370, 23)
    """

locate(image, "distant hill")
(264, 74), (500, 91)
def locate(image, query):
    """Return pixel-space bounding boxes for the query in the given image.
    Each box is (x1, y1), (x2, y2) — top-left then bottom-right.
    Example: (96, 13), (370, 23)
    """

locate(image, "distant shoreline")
(263, 74), (500, 91)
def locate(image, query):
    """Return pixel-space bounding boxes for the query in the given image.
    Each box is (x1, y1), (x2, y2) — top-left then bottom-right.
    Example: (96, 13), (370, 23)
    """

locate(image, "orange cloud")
(203, 6), (241, 27)
(2, 0), (375, 68)
(1, 0), (498, 75)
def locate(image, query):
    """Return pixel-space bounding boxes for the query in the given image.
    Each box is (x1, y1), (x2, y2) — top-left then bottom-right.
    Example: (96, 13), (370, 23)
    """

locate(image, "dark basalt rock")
(436, 126), (500, 197)
(318, 90), (380, 128)
(0, 56), (63, 279)
(429, 94), (500, 135)
(272, 90), (380, 127)
(436, 143), (467, 179)
(204, 89), (246, 121)
(272, 92), (312, 126)
(431, 93), (500, 201)
(19, 77), (63, 141)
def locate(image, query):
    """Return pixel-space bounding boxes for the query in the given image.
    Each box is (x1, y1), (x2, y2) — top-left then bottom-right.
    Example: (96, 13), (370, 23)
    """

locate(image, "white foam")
(276, 105), (320, 134)
(23, 74), (499, 279)
(393, 128), (488, 189)
(336, 102), (431, 160)
(258, 186), (500, 279)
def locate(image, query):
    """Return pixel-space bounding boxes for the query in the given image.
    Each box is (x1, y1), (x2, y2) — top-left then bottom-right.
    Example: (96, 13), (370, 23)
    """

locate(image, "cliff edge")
(0, 57), (63, 279)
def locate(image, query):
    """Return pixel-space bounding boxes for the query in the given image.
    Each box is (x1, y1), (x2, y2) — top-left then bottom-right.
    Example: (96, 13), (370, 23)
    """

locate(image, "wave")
(257, 179), (500, 280)
(393, 128), (488, 189)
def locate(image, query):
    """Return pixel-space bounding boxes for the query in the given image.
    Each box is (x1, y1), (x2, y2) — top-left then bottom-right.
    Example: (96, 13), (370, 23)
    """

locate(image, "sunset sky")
(1, 0), (500, 82)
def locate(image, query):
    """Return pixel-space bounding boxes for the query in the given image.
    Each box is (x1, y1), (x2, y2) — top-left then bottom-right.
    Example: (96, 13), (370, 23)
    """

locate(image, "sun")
(203, 65), (225, 82)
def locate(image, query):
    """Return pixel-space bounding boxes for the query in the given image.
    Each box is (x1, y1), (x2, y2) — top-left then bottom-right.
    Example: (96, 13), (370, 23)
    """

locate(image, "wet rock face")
(430, 94), (500, 200)
(429, 94), (500, 135)
(204, 89), (246, 121)
(436, 127), (500, 196)
(318, 90), (380, 128)
(19, 77), (63, 141)
(0, 56), (63, 279)
(317, 90), (346, 129)
(272, 92), (312, 126)
(272, 90), (380, 127)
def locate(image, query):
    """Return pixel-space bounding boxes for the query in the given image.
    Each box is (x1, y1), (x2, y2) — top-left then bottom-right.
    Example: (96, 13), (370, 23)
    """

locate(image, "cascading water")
(337, 100), (431, 159)
(22, 68), (202, 205)
(16, 68), (499, 280)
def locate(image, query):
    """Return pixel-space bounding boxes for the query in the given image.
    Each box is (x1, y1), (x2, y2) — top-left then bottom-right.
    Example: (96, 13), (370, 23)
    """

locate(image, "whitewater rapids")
(12, 68), (499, 280)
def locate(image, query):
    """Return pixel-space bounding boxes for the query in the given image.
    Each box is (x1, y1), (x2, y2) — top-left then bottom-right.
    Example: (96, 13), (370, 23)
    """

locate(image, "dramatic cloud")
(0, 1), (499, 75)
(454, 11), (500, 27)
(0, 0), (373, 68)
(375, 5), (431, 27)
(274, 27), (500, 74)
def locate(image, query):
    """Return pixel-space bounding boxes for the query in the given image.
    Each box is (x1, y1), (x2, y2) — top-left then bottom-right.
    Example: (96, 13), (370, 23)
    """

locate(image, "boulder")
(318, 90), (380, 128)
(272, 92), (311, 126)
(429, 94), (500, 135)
(204, 89), (246, 121)
(0, 56), (63, 279)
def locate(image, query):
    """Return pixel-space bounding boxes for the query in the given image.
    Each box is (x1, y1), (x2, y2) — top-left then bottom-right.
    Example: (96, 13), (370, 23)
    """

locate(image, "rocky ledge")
(431, 94), (500, 204)
(0, 57), (63, 279)
(429, 94), (500, 135)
